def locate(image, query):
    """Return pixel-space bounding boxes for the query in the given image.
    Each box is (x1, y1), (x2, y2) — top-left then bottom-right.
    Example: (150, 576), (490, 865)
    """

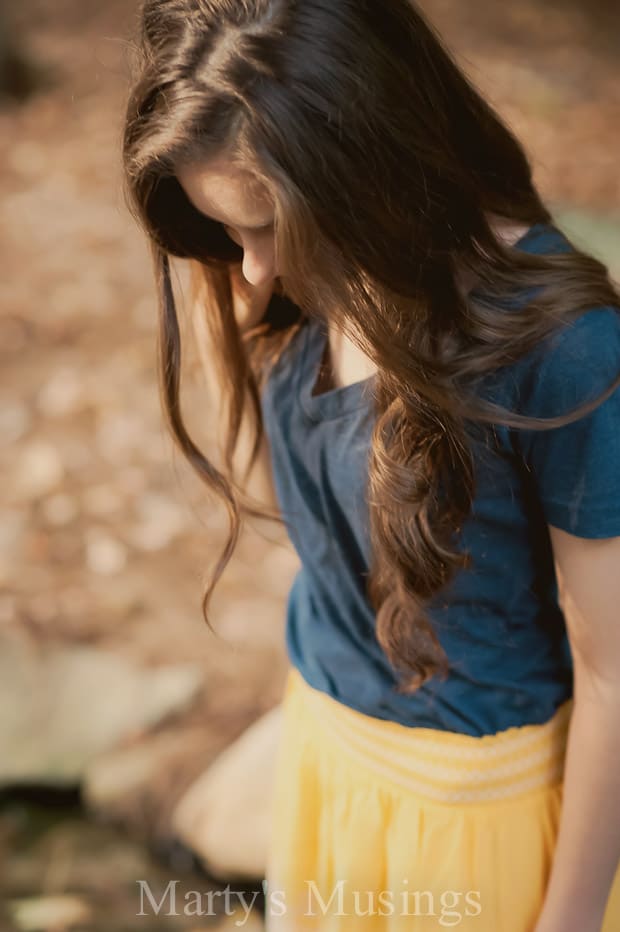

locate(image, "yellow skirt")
(265, 667), (620, 931)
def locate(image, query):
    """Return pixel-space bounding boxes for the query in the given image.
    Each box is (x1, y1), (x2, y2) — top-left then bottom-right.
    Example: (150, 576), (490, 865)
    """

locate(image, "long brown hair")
(123, 0), (620, 692)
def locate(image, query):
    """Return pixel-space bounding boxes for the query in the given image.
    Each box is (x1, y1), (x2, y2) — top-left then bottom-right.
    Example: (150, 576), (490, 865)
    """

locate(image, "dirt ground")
(1, 0), (619, 865)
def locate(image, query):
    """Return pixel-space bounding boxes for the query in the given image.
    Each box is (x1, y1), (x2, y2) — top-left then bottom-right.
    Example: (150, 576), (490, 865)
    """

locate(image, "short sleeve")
(515, 305), (620, 538)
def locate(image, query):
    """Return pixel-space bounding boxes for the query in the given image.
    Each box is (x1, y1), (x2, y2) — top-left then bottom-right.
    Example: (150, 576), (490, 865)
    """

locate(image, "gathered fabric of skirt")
(264, 667), (620, 932)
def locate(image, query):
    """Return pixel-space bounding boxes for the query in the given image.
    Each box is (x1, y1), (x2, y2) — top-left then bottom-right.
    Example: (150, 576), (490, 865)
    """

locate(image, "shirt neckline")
(297, 222), (553, 422)
(298, 316), (378, 421)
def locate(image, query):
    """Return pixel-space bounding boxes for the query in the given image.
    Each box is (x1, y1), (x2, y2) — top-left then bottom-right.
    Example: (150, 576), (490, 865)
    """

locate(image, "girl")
(122, 1), (620, 929)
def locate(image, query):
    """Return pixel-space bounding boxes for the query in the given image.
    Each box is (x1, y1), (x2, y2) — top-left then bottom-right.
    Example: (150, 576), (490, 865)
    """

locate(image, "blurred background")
(1, 1), (619, 930)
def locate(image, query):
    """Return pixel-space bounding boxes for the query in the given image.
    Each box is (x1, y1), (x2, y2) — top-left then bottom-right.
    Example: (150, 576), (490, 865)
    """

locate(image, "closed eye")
(223, 222), (274, 241)
(223, 225), (242, 246)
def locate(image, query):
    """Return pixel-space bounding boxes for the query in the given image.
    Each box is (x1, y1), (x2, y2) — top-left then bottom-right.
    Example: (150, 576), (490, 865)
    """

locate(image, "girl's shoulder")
(492, 221), (620, 411)
(519, 303), (620, 410)
(483, 222), (620, 538)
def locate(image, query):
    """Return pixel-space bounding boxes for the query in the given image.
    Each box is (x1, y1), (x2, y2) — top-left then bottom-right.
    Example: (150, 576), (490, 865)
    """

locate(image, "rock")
(128, 492), (189, 552)
(36, 366), (82, 418)
(7, 895), (92, 931)
(57, 436), (93, 471)
(41, 492), (79, 526)
(0, 593), (17, 625)
(117, 465), (148, 495)
(95, 410), (150, 462)
(83, 731), (195, 818)
(0, 508), (26, 582)
(172, 705), (282, 881)
(215, 596), (283, 647)
(0, 634), (204, 786)
(5, 140), (47, 176)
(81, 483), (122, 518)
(0, 400), (31, 444)
(12, 441), (64, 500)
(84, 527), (127, 575)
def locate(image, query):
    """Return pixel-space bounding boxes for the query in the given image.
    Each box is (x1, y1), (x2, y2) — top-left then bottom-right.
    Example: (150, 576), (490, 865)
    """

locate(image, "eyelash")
(223, 225), (241, 245)
(223, 223), (273, 241)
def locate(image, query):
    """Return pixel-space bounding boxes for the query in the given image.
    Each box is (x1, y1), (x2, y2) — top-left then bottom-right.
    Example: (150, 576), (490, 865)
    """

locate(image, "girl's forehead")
(176, 155), (275, 228)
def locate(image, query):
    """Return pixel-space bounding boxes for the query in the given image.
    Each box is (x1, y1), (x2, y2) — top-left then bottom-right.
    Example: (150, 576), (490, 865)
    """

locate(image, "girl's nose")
(241, 240), (276, 288)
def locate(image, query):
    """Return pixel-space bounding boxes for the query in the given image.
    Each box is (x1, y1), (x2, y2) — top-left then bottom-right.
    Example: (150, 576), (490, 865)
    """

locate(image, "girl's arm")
(534, 527), (620, 932)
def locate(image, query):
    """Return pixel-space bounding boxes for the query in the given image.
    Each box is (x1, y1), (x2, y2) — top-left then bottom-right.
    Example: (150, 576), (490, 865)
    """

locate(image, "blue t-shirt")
(260, 223), (620, 737)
